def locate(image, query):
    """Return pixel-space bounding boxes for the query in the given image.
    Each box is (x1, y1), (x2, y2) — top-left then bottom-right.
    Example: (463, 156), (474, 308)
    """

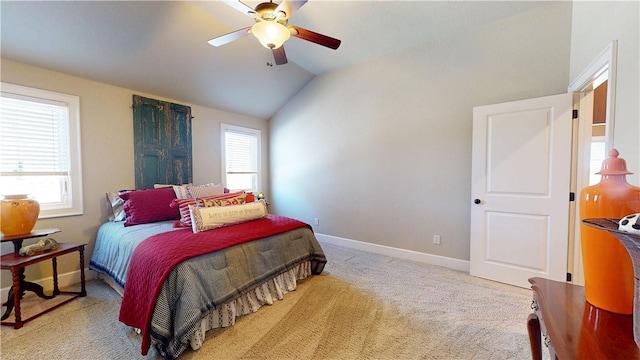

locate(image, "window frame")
(0, 82), (83, 218)
(220, 123), (261, 194)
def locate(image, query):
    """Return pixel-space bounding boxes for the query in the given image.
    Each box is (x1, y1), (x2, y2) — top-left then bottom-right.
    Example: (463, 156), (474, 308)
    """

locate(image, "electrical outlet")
(433, 234), (441, 245)
(314, 218), (319, 226)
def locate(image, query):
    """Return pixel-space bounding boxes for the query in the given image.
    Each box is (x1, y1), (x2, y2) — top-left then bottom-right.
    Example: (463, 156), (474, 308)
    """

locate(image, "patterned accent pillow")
(153, 183), (191, 199)
(170, 191), (246, 227)
(190, 201), (268, 233)
(120, 187), (180, 226)
(197, 194), (247, 207)
(186, 183), (225, 198)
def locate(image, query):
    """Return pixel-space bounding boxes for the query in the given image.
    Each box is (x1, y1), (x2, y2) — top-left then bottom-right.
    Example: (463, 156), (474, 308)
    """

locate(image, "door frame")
(567, 41), (618, 286)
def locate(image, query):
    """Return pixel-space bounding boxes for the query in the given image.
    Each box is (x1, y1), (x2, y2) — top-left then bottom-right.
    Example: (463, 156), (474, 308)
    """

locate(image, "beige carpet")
(1, 243), (537, 359)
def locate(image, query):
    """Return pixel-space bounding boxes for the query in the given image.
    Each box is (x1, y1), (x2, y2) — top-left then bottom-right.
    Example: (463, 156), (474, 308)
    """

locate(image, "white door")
(470, 93), (573, 288)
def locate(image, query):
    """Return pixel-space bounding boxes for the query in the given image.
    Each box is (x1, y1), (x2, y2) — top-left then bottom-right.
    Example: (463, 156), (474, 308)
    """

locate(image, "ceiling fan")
(208, 0), (341, 65)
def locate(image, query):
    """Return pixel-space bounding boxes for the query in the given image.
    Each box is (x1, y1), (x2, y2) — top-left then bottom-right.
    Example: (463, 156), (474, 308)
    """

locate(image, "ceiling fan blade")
(275, 0), (307, 20)
(272, 46), (288, 65)
(290, 26), (341, 50)
(222, 0), (256, 17)
(208, 27), (251, 47)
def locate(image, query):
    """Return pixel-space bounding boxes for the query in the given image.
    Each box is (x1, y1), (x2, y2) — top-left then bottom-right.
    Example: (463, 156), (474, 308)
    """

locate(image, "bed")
(89, 186), (326, 359)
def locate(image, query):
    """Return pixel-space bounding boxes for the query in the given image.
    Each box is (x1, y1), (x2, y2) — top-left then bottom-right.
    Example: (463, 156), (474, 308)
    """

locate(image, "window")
(0, 82), (83, 218)
(589, 138), (606, 185)
(221, 124), (260, 193)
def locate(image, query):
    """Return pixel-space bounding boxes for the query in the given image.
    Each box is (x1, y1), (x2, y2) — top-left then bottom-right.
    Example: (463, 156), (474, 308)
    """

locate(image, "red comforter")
(118, 214), (310, 354)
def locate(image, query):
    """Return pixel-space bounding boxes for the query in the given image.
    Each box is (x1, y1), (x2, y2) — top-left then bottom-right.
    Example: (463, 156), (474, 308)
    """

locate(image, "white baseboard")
(1, 268), (97, 302)
(316, 233), (470, 273)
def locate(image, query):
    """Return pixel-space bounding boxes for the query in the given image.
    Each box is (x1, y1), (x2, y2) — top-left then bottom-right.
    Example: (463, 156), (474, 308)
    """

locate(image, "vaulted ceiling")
(0, 1), (553, 119)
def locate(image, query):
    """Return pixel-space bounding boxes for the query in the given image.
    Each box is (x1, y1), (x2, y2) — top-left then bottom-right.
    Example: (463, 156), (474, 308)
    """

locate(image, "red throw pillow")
(120, 187), (179, 226)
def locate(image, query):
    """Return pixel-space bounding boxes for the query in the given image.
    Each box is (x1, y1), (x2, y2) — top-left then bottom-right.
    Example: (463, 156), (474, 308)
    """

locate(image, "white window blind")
(0, 83), (83, 217)
(589, 139), (607, 185)
(221, 124), (260, 193)
(1, 95), (70, 176)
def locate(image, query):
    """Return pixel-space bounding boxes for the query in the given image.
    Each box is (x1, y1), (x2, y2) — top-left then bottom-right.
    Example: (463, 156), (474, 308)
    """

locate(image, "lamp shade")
(251, 21), (290, 49)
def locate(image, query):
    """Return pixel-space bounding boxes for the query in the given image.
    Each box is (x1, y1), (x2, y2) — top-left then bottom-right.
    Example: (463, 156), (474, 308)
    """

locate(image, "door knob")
(473, 199), (482, 204)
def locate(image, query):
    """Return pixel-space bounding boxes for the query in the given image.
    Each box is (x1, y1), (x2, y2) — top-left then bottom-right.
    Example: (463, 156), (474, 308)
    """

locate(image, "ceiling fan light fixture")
(251, 21), (290, 49)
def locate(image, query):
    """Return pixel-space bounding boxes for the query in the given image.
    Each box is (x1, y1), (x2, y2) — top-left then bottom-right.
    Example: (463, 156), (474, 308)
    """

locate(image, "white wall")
(269, 2), (573, 262)
(570, 1), (640, 183)
(0, 59), (268, 290)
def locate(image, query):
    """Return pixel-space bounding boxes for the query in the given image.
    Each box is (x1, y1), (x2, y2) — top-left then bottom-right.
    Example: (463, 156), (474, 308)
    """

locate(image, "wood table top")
(529, 277), (640, 359)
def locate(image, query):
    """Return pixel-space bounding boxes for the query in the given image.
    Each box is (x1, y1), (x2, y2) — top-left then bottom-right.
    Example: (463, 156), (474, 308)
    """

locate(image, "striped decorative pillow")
(169, 191), (246, 227)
